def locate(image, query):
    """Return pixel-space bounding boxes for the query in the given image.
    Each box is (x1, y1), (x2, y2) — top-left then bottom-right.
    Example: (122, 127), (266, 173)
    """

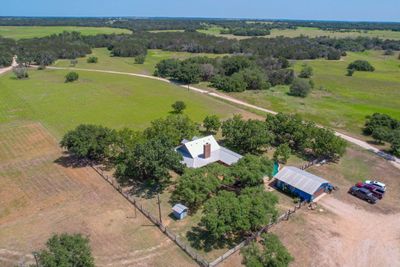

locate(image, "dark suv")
(348, 186), (378, 204)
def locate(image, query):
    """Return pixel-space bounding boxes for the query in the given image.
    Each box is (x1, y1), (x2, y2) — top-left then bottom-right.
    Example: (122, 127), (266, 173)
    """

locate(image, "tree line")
(3, 30), (400, 68)
(2, 17), (399, 32)
(364, 113), (400, 157)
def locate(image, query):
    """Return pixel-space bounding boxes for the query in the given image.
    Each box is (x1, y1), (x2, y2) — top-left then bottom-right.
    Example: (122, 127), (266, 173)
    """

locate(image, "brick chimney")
(203, 143), (211, 159)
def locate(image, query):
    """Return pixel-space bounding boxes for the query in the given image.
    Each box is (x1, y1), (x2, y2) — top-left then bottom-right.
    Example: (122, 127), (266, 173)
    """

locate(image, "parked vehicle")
(356, 182), (385, 199)
(348, 186), (378, 204)
(365, 180), (386, 191)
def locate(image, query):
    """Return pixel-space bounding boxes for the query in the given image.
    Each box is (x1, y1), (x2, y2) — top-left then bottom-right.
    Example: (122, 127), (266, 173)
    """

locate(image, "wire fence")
(91, 164), (307, 267)
(208, 200), (308, 267)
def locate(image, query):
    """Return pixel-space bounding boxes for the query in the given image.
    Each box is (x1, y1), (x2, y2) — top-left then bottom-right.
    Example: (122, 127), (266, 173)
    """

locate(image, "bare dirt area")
(0, 122), (195, 267)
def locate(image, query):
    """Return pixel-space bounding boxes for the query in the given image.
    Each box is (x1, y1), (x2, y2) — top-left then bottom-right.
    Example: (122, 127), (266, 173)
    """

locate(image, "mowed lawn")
(54, 48), (226, 75)
(0, 26), (131, 39)
(0, 69), (242, 138)
(199, 26), (400, 40)
(230, 50), (400, 138)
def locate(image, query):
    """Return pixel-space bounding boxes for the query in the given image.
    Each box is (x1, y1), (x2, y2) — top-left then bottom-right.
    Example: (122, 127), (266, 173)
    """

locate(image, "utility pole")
(157, 193), (162, 225)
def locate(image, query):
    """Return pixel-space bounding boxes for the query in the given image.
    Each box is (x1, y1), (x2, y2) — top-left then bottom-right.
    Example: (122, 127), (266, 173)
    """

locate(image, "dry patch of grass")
(0, 123), (195, 267)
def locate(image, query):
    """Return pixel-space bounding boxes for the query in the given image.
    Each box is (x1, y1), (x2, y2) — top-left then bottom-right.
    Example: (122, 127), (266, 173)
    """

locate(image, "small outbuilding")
(172, 204), (188, 220)
(274, 166), (332, 202)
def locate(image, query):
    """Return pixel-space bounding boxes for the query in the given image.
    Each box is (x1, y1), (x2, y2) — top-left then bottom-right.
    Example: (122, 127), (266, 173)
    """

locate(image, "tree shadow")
(127, 180), (166, 200)
(54, 153), (92, 168)
(186, 226), (239, 252)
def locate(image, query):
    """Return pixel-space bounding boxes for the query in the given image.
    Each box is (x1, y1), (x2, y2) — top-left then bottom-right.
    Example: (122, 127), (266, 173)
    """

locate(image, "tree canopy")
(241, 233), (293, 267)
(60, 124), (116, 161)
(35, 233), (95, 267)
(222, 115), (273, 154)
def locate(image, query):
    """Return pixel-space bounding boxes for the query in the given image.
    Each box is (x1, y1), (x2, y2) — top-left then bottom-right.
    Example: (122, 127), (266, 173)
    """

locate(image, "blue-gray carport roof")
(274, 166), (330, 195)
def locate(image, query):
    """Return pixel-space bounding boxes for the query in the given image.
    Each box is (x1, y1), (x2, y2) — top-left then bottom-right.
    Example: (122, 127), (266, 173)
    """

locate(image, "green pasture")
(0, 26), (131, 39)
(54, 48), (226, 75)
(199, 26), (400, 40)
(0, 69), (242, 138)
(230, 50), (400, 138)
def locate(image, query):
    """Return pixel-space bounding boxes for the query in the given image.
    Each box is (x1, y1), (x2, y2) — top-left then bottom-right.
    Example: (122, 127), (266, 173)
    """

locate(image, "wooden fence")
(91, 164), (308, 267)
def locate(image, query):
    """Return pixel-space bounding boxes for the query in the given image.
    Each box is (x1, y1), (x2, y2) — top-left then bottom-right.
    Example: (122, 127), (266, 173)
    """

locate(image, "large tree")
(203, 115), (221, 134)
(201, 187), (277, 239)
(115, 137), (183, 185)
(60, 124), (116, 161)
(241, 233), (293, 267)
(312, 128), (347, 161)
(230, 155), (273, 187)
(35, 233), (95, 267)
(222, 115), (273, 154)
(144, 114), (199, 145)
(171, 164), (225, 211)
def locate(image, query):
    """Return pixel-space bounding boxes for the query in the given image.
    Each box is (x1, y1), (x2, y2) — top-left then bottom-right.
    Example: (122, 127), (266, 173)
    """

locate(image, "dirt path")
(0, 57), (17, 75)
(314, 197), (400, 267)
(44, 66), (400, 169)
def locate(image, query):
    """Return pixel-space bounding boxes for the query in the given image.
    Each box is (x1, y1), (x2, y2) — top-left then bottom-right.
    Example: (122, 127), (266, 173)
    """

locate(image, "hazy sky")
(1, 0), (399, 22)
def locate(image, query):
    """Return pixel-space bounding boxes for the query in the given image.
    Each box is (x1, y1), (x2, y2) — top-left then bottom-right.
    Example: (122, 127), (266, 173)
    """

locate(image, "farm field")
(54, 48), (227, 75)
(0, 68), (249, 138)
(228, 50), (400, 139)
(0, 122), (196, 267)
(0, 26), (131, 39)
(198, 26), (400, 40)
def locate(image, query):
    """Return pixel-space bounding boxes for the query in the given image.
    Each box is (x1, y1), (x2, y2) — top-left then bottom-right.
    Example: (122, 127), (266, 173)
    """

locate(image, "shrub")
(298, 64), (313, 78)
(134, 55), (145, 64)
(289, 78), (311, 97)
(347, 60), (375, 72)
(65, 72), (79, 83)
(384, 50), (394, 56)
(171, 101), (186, 114)
(86, 56), (98, 63)
(13, 66), (29, 79)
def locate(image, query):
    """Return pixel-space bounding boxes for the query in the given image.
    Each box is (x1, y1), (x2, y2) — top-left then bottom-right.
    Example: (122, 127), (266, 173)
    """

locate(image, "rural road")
(2, 64), (399, 169)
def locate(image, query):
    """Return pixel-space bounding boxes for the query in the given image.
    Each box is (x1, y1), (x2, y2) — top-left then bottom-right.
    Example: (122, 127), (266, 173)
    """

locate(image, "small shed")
(274, 166), (331, 202)
(172, 204), (188, 220)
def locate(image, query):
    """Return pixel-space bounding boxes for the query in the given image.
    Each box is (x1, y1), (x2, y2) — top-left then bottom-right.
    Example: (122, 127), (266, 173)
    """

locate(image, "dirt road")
(44, 65), (400, 169)
(313, 197), (400, 267)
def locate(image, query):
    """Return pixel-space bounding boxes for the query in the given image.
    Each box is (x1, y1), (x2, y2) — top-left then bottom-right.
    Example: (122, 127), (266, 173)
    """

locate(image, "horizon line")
(0, 16), (400, 24)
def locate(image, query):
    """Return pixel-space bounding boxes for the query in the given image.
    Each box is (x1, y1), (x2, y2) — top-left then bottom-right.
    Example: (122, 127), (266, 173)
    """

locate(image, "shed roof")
(274, 166), (329, 195)
(172, 204), (188, 214)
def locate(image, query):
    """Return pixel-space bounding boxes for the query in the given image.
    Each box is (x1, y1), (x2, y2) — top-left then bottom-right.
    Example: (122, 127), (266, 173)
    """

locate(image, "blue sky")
(1, 0), (399, 22)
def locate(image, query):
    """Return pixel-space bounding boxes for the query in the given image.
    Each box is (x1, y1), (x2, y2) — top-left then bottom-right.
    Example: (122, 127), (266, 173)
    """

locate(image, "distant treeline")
(274, 20), (400, 32)
(1, 17), (400, 32)
(2, 30), (400, 67)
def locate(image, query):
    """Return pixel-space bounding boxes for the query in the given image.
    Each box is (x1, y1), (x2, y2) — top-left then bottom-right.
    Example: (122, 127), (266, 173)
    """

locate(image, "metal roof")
(172, 204), (188, 214)
(176, 136), (242, 168)
(274, 166), (329, 195)
(183, 135), (220, 158)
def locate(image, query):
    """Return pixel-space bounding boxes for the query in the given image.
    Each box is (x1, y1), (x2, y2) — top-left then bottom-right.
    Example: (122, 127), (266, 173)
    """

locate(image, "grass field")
(54, 48), (226, 75)
(228, 50), (400, 138)
(0, 68), (247, 138)
(0, 26), (131, 39)
(198, 26), (400, 40)
(0, 122), (195, 267)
